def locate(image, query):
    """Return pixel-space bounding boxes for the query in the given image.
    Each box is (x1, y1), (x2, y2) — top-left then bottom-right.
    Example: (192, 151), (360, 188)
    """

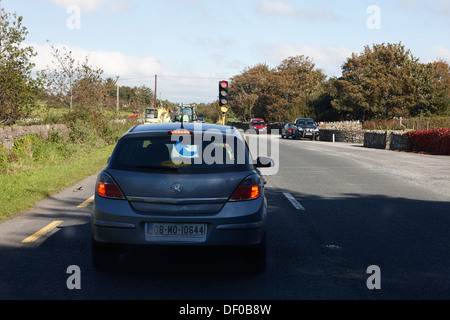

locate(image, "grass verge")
(0, 145), (114, 221)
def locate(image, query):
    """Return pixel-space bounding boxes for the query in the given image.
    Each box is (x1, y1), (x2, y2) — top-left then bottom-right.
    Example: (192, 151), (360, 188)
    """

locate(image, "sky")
(1, 0), (449, 103)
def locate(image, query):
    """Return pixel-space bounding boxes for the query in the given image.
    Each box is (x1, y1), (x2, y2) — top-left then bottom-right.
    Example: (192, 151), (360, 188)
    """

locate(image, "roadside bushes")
(404, 128), (450, 155)
(0, 132), (76, 173)
(1, 110), (134, 173)
(65, 108), (135, 148)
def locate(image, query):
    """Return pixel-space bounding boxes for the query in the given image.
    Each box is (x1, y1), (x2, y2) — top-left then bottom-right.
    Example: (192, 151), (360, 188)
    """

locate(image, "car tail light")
(96, 172), (125, 199)
(229, 174), (262, 201)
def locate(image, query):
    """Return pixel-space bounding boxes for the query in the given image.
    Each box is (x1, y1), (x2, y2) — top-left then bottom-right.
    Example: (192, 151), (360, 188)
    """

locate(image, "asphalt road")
(1, 136), (449, 301)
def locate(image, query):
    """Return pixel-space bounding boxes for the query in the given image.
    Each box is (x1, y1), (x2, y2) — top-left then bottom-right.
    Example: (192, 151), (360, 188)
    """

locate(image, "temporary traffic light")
(219, 81), (229, 107)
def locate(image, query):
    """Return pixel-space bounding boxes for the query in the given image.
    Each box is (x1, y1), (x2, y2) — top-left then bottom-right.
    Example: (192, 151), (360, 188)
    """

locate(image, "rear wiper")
(136, 165), (180, 172)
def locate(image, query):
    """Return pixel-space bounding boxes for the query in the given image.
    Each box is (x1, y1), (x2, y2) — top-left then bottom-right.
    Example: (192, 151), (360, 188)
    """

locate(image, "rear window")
(297, 119), (315, 125)
(252, 121), (265, 126)
(109, 134), (252, 174)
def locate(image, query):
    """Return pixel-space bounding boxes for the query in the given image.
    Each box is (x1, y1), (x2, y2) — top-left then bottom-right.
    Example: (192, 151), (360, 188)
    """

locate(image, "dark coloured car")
(281, 123), (295, 139)
(293, 118), (320, 140)
(91, 123), (273, 273)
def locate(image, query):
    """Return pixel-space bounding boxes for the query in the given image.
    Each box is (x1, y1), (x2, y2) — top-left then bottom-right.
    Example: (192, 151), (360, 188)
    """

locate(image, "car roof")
(126, 123), (239, 136)
(251, 118), (265, 121)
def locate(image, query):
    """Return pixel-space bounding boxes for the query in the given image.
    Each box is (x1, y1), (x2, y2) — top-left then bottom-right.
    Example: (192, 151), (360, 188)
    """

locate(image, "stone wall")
(318, 121), (362, 130)
(364, 130), (411, 151)
(228, 121), (411, 151)
(319, 129), (365, 144)
(0, 124), (69, 150)
(320, 129), (410, 151)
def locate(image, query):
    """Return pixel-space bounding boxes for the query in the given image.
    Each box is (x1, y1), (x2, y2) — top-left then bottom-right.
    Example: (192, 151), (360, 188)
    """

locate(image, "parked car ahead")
(281, 123), (295, 139)
(249, 118), (267, 134)
(91, 123), (273, 273)
(293, 118), (320, 140)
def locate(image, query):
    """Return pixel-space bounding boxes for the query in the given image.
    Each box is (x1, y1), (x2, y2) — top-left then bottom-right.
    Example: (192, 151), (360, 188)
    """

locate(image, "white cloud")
(428, 45), (450, 62)
(49, 0), (108, 13)
(257, 0), (341, 21)
(258, 0), (296, 15)
(29, 42), (223, 103)
(49, 0), (131, 13)
(262, 43), (356, 77)
(30, 42), (163, 79)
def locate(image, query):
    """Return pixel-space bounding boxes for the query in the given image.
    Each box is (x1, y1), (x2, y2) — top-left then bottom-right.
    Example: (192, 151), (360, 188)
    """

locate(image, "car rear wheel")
(242, 238), (266, 274)
(91, 238), (120, 271)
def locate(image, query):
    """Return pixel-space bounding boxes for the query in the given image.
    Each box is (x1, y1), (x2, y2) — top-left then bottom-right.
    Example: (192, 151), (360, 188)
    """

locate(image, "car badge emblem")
(171, 182), (183, 195)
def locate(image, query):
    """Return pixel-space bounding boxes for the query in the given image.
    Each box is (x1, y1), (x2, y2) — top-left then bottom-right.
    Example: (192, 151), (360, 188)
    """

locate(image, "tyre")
(243, 238), (266, 274)
(91, 238), (120, 271)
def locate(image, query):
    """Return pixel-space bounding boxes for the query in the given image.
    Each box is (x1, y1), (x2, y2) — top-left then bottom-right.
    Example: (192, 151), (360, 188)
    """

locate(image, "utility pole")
(116, 76), (120, 120)
(154, 74), (158, 109)
(0, 4), (3, 63)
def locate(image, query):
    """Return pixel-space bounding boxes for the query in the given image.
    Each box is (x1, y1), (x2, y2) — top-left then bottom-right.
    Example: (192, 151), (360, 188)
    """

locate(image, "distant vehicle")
(173, 104), (198, 123)
(250, 118), (267, 134)
(145, 108), (171, 124)
(281, 123), (295, 139)
(197, 117), (205, 123)
(293, 118), (320, 140)
(91, 123), (273, 273)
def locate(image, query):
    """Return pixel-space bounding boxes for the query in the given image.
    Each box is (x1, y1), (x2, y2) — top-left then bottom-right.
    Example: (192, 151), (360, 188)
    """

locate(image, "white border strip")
(283, 192), (306, 211)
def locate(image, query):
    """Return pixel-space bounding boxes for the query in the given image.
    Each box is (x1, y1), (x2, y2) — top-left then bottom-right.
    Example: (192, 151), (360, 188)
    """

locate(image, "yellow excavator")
(144, 107), (172, 124)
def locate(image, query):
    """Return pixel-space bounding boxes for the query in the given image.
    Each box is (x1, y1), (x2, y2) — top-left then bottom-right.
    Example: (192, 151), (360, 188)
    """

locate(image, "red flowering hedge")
(404, 128), (450, 155)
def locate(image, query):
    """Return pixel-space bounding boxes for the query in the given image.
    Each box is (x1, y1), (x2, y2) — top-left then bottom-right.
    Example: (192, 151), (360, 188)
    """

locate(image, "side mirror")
(256, 156), (274, 168)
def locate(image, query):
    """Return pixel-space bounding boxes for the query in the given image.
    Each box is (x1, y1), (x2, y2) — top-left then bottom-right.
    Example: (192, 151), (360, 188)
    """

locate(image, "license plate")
(146, 223), (207, 242)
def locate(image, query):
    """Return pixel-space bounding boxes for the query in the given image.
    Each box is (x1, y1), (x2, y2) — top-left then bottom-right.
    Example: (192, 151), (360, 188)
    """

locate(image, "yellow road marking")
(77, 195), (95, 208)
(22, 221), (63, 243)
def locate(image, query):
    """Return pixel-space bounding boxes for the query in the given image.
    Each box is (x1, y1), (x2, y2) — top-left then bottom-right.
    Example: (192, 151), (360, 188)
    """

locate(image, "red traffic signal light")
(219, 81), (229, 107)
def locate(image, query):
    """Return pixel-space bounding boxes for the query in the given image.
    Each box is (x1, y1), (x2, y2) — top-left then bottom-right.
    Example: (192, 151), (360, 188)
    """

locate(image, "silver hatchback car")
(91, 123), (273, 273)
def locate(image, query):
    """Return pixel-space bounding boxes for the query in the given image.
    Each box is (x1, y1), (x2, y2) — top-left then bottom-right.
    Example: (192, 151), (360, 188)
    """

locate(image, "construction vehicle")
(144, 107), (171, 124)
(173, 104), (198, 123)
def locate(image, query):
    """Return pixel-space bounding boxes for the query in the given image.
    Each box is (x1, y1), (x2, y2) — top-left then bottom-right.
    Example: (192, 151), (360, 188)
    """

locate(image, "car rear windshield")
(252, 121), (265, 126)
(297, 120), (315, 125)
(109, 134), (252, 174)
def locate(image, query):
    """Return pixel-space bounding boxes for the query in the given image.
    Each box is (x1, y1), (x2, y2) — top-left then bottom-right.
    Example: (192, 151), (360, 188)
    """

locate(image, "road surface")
(1, 137), (449, 301)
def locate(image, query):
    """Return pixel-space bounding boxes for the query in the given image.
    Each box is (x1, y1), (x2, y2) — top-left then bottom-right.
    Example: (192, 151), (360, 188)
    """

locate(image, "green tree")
(73, 57), (106, 111)
(265, 55), (326, 123)
(332, 42), (442, 120)
(197, 100), (225, 124)
(431, 59), (450, 116)
(229, 63), (271, 122)
(310, 77), (341, 121)
(0, 4), (41, 125)
(41, 41), (105, 113)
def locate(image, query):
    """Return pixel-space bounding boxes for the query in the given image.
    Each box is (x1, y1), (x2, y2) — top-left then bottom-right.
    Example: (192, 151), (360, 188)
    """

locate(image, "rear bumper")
(91, 195), (267, 247)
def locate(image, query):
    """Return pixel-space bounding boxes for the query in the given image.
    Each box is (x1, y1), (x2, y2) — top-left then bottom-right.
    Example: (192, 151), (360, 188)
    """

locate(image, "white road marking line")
(283, 192), (306, 210)
(22, 221), (63, 243)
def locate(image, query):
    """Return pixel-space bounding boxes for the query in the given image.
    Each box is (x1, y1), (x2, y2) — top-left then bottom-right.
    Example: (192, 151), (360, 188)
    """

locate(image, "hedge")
(404, 128), (450, 155)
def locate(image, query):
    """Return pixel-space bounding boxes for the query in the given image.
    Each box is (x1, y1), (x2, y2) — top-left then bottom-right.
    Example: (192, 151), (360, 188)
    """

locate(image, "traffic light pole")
(219, 81), (229, 127)
(154, 74), (158, 108)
